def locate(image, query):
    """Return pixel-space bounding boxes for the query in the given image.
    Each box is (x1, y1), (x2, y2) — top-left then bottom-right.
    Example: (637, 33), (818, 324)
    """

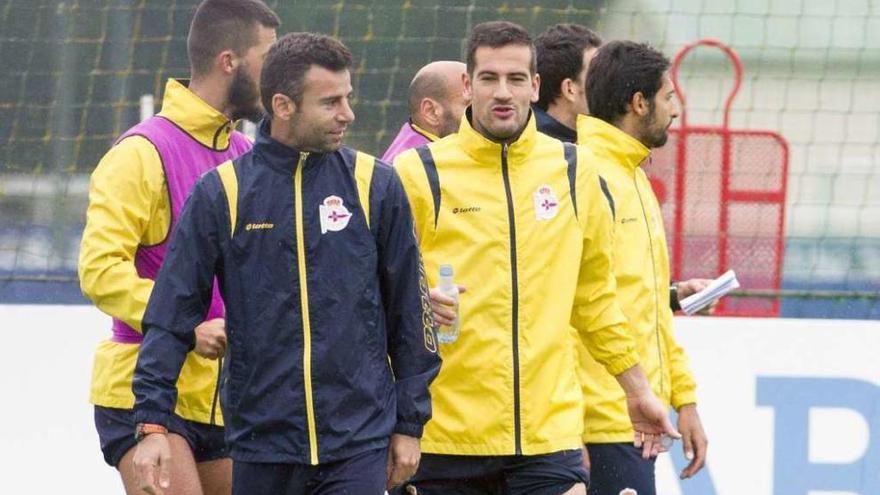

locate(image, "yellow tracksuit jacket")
(78, 79), (245, 424)
(576, 115), (697, 444)
(394, 111), (640, 456)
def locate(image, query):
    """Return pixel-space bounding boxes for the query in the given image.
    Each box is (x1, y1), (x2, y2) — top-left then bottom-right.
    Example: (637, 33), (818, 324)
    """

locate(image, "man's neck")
(476, 122), (526, 145)
(617, 115), (648, 147)
(545, 103), (576, 131)
(268, 119), (321, 152)
(188, 75), (231, 120)
(410, 118), (440, 138)
(269, 120), (297, 149)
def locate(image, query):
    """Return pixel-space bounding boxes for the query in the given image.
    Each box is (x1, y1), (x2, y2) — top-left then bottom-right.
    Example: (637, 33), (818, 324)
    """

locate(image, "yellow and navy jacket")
(133, 118), (441, 464)
(393, 110), (639, 456)
(576, 115), (697, 444)
(79, 79), (249, 425)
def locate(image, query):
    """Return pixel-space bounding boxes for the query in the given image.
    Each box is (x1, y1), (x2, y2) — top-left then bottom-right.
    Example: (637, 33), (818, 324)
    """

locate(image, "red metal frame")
(664, 39), (790, 316)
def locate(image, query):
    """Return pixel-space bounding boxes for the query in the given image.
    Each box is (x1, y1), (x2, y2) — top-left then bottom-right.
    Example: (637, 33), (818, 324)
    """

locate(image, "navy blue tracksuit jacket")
(133, 118), (441, 465)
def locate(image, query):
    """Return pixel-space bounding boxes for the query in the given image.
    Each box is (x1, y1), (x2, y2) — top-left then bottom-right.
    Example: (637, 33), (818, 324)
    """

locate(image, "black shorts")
(94, 405), (228, 468)
(396, 449), (588, 495)
(586, 443), (656, 495)
(232, 446), (388, 495)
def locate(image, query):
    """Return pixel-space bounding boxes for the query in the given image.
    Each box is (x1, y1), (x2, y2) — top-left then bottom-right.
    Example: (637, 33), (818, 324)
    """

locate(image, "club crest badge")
(319, 195), (352, 234)
(533, 184), (559, 221)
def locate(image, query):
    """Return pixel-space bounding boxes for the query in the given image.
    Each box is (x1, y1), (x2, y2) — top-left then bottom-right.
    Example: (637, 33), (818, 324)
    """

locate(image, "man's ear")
(562, 78), (578, 103)
(531, 72), (540, 103)
(419, 98), (441, 128)
(217, 49), (237, 76)
(272, 93), (295, 121)
(630, 91), (650, 117)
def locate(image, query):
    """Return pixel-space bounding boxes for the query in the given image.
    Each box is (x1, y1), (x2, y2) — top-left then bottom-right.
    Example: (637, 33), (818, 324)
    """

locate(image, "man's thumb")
(664, 416), (681, 439)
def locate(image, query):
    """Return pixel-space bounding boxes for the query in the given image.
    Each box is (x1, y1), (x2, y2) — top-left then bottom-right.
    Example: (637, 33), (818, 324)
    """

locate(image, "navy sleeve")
(133, 175), (223, 427)
(376, 167), (442, 438)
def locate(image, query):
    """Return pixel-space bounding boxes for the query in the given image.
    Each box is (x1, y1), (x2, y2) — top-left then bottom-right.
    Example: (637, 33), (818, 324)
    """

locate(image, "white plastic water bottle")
(436, 264), (460, 344)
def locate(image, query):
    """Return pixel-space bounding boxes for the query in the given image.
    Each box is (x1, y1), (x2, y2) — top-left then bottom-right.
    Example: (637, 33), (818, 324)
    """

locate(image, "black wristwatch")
(670, 282), (682, 311)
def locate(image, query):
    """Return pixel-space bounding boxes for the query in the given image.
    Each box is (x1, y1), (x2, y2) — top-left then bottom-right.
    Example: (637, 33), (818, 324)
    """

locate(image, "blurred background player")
(382, 60), (469, 162)
(576, 40), (709, 495)
(77, 1), (279, 493)
(534, 23), (602, 143)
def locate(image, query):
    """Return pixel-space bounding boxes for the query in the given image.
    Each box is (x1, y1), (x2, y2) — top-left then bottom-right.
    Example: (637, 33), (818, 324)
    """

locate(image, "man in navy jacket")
(130, 32), (441, 495)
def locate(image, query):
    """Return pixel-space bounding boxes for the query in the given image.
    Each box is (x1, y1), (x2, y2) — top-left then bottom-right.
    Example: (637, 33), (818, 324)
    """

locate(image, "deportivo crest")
(533, 184), (559, 221)
(319, 195), (352, 234)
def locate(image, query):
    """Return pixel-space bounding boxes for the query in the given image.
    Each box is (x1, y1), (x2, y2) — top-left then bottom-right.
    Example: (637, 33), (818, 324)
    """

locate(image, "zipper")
(500, 143), (522, 455)
(209, 356), (223, 425)
(633, 171), (665, 397)
(294, 152), (319, 465)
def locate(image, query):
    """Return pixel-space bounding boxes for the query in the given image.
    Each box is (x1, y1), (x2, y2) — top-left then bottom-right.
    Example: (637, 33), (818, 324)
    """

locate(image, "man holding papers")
(679, 270), (740, 315)
(575, 41), (709, 494)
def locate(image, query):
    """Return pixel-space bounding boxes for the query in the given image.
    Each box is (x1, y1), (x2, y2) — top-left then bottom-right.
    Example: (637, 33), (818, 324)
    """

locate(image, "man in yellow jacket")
(576, 41), (709, 495)
(393, 21), (678, 495)
(78, 1), (278, 493)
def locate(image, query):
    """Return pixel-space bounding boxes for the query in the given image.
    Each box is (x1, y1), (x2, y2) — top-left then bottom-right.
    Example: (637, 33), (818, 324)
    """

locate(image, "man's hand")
(676, 279), (717, 315)
(627, 391), (680, 459)
(194, 318), (226, 359)
(428, 286), (466, 327)
(615, 365), (680, 459)
(132, 433), (172, 495)
(386, 433), (421, 489)
(677, 404), (708, 479)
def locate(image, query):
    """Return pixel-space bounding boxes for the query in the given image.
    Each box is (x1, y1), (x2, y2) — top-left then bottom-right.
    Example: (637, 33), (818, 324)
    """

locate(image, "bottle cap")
(439, 264), (454, 277)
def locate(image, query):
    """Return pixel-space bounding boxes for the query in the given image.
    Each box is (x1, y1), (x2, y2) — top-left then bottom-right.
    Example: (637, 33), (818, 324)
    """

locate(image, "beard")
(228, 65), (262, 122)
(647, 126), (669, 148)
(641, 106), (670, 148)
(438, 105), (463, 138)
(289, 111), (344, 153)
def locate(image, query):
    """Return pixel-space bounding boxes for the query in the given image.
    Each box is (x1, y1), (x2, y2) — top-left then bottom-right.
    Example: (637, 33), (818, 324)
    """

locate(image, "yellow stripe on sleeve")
(354, 151), (376, 230)
(216, 161), (238, 237)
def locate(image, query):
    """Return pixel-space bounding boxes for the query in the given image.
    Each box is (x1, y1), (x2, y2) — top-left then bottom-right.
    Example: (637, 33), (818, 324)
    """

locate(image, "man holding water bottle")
(393, 21), (679, 495)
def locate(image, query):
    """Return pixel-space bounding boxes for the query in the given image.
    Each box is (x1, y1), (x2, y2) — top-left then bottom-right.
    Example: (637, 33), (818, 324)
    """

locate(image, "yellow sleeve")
(78, 136), (170, 331)
(666, 325), (698, 408)
(571, 148), (640, 376)
(393, 148), (433, 243)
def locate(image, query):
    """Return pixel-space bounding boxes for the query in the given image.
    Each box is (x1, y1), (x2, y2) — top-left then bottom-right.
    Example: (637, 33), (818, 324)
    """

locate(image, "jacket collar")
(457, 107), (539, 164)
(410, 121), (439, 142)
(577, 114), (650, 170)
(533, 106), (577, 143)
(252, 118), (319, 173)
(157, 78), (237, 151)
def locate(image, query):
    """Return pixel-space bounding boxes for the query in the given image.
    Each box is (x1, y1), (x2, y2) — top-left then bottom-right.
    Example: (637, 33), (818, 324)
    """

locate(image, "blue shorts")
(94, 406), (228, 467)
(396, 449), (588, 495)
(586, 443), (656, 495)
(231, 446), (388, 495)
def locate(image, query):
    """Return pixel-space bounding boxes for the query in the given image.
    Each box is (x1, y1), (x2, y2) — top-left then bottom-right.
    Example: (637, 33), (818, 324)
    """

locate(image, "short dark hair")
(586, 40), (670, 125)
(534, 24), (602, 110)
(187, 0), (280, 76)
(260, 32), (353, 115)
(466, 21), (536, 75)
